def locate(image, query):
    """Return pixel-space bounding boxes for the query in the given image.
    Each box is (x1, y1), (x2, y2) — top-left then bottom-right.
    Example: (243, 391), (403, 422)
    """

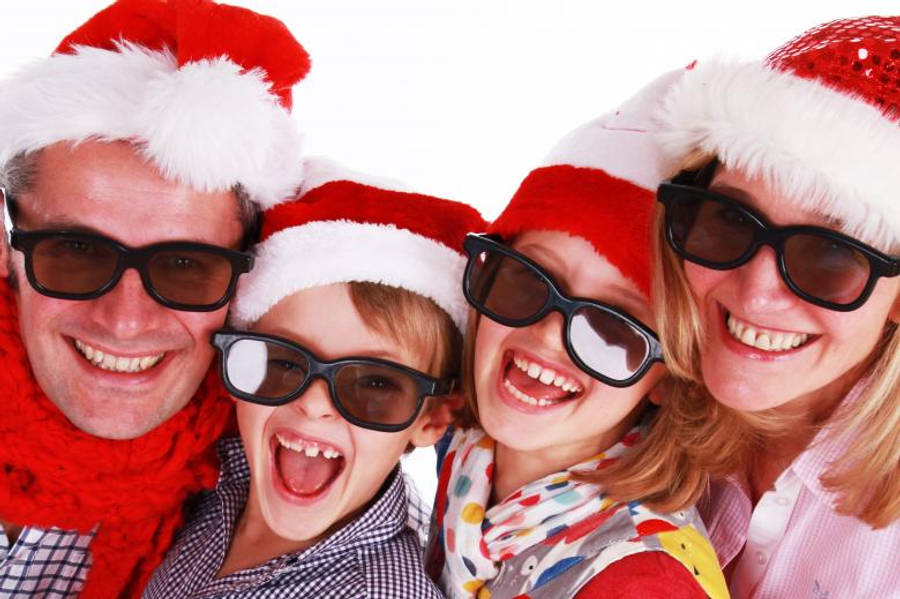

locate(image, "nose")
(85, 268), (168, 337)
(527, 310), (568, 354)
(291, 378), (339, 422)
(734, 246), (796, 313)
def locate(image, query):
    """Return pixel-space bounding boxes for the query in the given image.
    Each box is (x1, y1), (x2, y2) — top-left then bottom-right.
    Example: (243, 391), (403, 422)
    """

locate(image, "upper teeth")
(276, 433), (342, 459)
(726, 314), (809, 351)
(512, 356), (582, 393)
(74, 339), (164, 373)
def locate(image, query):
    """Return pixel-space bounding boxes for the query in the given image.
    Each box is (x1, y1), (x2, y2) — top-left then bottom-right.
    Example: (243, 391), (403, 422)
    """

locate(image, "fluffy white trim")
(542, 69), (684, 191)
(657, 59), (900, 249)
(0, 42), (302, 209)
(298, 156), (413, 196)
(232, 220), (469, 330)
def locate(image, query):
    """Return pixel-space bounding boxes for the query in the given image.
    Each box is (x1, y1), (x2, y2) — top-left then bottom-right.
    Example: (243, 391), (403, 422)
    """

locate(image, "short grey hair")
(1, 149), (260, 241)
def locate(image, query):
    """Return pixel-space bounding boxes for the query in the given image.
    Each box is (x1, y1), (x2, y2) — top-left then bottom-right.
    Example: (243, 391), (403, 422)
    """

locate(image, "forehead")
(18, 140), (242, 247)
(252, 284), (416, 366)
(709, 166), (842, 230)
(511, 230), (649, 315)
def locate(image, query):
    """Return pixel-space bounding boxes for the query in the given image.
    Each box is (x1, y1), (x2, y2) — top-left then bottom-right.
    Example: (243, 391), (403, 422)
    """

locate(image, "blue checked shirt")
(144, 437), (442, 599)
(0, 523), (94, 597)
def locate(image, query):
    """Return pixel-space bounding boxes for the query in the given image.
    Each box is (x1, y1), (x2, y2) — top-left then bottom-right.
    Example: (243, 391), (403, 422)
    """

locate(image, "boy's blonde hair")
(603, 184), (900, 528)
(349, 281), (461, 383)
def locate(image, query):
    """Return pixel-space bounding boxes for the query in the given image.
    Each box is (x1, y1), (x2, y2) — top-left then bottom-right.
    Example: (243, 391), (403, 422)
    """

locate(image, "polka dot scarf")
(438, 426), (641, 598)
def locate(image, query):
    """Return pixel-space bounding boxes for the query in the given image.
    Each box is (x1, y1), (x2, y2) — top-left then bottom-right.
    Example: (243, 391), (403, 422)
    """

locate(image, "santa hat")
(657, 16), (900, 249)
(232, 157), (486, 330)
(0, 0), (310, 209)
(489, 70), (684, 296)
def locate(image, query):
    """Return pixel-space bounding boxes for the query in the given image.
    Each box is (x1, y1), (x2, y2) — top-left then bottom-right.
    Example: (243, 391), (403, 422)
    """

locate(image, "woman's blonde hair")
(600, 160), (900, 528)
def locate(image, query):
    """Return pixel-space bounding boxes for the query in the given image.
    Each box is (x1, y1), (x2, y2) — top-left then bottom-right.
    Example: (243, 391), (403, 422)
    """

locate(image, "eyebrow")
(518, 241), (649, 313)
(709, 183), (844, 229)
(254, 326), (406, 363)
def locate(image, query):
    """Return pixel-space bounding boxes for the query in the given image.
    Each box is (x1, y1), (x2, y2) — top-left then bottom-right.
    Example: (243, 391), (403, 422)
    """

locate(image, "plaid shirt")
(144, 436), (442, 599)
(0, 523), (95, 597)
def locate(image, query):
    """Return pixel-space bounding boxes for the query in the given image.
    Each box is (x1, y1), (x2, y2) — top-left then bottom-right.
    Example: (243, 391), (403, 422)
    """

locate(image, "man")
(0, 0), (309, 596)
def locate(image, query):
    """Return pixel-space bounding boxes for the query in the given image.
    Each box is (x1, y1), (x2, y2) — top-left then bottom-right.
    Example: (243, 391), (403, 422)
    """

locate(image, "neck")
(218, 487), (312, 578)
(491, 415), (635, 505)
(747, 367), (864, 502)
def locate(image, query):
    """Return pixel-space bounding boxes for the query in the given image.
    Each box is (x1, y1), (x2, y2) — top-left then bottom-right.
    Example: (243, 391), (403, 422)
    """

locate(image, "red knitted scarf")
(0, 280), (234, 597)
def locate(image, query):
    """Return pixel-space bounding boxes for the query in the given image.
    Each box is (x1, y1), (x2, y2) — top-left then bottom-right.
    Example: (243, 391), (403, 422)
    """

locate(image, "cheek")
(347, 429), (408, 483)
(235, 403), (276, 461)
(472, 319), (510, 390)
(178, 308), (228, 350)
(683, 262), (725, 302)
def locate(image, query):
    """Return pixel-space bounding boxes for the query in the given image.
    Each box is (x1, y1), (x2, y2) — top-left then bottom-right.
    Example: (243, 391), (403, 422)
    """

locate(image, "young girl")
(145, 159), (484, 597)
(427, 74), (729, 598)
(642, 16), (900, 597)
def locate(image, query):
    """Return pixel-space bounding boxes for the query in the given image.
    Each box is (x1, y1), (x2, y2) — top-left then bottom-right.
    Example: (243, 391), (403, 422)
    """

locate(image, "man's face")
(2, 140), (244, 439)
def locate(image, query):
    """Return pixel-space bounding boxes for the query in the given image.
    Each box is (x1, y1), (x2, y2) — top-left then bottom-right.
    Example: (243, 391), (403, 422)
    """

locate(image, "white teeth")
(726, 314), (810, 352)
(503, 378), (557, 407)
(74, 339), (164, 373)
(512, 355), (582, 394)
(275, 433), (342, 460)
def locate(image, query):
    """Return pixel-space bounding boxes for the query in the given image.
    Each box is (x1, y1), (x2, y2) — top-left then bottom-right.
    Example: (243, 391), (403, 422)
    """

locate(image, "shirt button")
(756, 551), (767, 565)
(775, 496), (790, 507)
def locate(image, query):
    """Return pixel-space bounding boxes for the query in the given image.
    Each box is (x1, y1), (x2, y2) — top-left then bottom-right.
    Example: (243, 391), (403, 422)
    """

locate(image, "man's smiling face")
(3, 140), (245, 439)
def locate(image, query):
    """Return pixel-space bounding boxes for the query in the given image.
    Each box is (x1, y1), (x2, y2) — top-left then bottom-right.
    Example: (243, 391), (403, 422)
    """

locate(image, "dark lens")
(670, 194), (756, 264)
(31, 235), (119, 295)
(467, 248), (549, 322)
(569, 306), (650, 381)
(225, 339), (309, 402)
(334, 364), (420, 427)
(784, 233), (871, 305)
(147, 248), (234, 306)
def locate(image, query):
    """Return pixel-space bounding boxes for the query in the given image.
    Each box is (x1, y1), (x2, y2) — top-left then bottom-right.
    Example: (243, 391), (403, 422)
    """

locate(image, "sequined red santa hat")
(232, 157), (486, 330)
(0, 0), (310, 209)
(489, 70), (684, 296)
(657, 16), (900, 249)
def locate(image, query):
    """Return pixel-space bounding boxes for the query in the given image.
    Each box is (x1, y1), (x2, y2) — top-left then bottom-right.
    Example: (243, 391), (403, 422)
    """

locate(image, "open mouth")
(273, 433), (346, 499)
(73, 338), (165, 373)
(724, 311), (815, 353)
(501, 350), (583, 408)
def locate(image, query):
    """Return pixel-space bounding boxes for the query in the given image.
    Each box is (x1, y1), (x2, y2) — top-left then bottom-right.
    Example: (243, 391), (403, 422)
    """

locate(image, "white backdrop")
(2, 0), (894, 501)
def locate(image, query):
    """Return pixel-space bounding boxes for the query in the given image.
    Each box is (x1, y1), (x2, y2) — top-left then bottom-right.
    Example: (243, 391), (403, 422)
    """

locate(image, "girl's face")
(473, 230), (665, 453)
(684, 166), (900, 414)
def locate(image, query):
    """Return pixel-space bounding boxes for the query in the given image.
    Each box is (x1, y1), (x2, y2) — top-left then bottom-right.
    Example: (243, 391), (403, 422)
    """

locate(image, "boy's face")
(236, 283), (448, 546)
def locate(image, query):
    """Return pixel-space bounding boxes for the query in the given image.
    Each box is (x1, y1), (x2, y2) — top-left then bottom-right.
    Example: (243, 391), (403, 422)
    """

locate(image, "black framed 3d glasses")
(462, 233), (663, 387)
(3, 189), (253, 312)
(211, 330), (456, 433)
(657, 179), (900, 312)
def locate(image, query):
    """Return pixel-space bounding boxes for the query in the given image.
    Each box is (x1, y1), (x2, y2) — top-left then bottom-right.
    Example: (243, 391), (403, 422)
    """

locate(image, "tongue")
(276, 446), (343, 496)
(506, 364), (571, 402)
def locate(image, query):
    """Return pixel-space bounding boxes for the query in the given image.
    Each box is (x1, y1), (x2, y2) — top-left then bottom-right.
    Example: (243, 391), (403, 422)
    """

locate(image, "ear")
(891, 292), (900, 324)
(408, 393), (462, 448)
(0, 194), (9, 279)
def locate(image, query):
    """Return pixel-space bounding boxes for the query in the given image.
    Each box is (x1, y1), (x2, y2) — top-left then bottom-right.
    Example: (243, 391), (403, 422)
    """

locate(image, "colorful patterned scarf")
(438, 426), (641, 597)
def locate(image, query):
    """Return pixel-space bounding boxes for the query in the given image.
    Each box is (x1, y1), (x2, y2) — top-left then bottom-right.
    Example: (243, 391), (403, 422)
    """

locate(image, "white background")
(2, 1), (894, 501)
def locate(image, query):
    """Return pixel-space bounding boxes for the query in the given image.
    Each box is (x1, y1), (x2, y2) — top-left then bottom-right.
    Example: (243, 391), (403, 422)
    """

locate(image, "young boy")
(144, 158), (484, 598)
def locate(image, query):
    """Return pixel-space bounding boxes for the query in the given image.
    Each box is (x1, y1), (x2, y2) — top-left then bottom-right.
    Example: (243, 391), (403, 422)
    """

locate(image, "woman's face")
(472, 230), (665, 454)
(684, 166), (900, 414)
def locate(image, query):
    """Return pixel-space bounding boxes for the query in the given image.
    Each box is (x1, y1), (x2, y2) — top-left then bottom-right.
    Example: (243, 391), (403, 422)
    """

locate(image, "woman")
(627, 16), (899, 597)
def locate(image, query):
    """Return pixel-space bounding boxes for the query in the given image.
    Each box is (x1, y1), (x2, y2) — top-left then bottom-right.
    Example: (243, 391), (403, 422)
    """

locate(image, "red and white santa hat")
(0, 0), (310, 209)
(231, 157), (486, 329)
(657, 16), (900, 249)
(489, 70), (684, 296)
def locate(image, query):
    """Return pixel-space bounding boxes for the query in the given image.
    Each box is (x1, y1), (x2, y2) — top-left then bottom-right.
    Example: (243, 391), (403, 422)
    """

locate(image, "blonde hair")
(348, 281), (461, 382)
(602, 171), (900, 528)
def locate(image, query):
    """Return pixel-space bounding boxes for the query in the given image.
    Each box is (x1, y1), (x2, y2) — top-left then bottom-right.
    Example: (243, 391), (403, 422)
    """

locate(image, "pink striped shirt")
(699, 381), (900, 598)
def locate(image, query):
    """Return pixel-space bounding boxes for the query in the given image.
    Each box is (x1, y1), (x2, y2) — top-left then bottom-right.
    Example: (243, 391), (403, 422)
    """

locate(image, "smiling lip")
(67, 335), (173, 385)
(494, 349), (583, 415)
(716, 305), (818, 362)
(268, 429), (347, 507)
